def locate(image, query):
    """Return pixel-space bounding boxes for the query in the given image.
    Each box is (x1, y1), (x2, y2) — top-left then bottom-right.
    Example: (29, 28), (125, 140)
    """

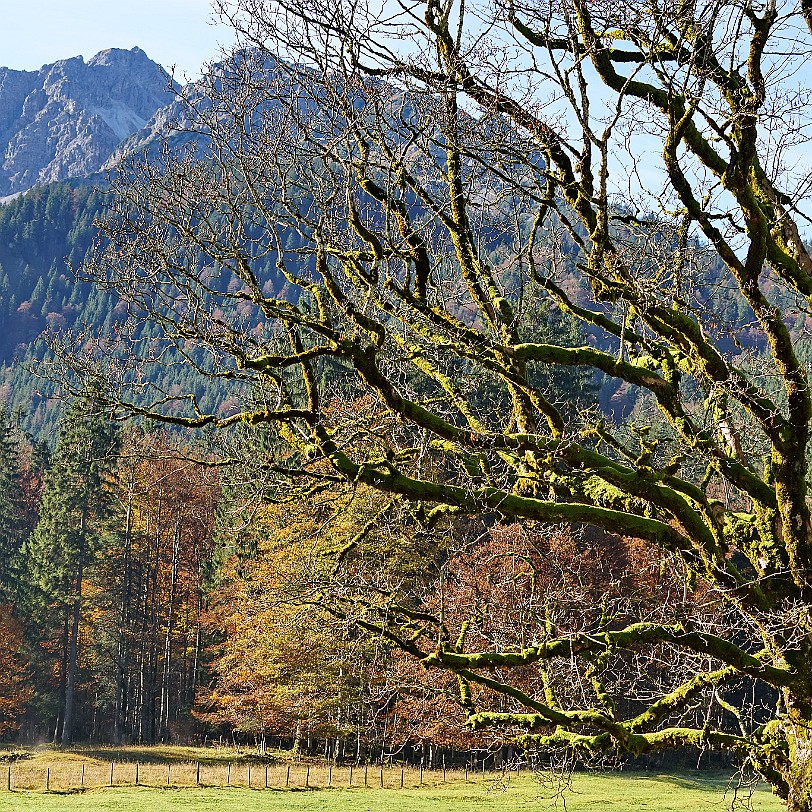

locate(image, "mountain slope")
(0, 179), (290, 435)
(0, 48), (177, 196)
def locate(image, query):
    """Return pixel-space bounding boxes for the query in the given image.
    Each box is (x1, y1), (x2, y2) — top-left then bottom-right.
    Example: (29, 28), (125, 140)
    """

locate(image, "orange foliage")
(0, 604), (33, 736)
(380, 522), (680, 747)
(198, 486), (386, 740)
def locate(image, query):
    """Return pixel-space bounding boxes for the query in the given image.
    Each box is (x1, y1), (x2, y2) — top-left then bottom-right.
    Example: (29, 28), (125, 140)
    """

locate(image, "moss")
(581, 475), (644, 513)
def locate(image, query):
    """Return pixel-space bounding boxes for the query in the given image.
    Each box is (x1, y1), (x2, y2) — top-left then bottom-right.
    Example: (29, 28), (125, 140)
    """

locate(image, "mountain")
(0, 48), (177, 196)
(0, 48), (787, 437)
(0, 50), (290, 435)
(104, 49), (283, 168)
(103, 75), (200, 168)
(0, 177), (291, 436)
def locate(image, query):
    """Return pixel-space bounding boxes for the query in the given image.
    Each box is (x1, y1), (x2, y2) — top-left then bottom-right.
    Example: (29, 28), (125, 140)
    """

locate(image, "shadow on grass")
(77, 746), (281, 766)
(620, 770), (753, 792)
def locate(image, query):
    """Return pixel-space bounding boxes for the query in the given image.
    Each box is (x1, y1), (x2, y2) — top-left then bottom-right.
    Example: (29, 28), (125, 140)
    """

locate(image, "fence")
(2, 760), (517, 793)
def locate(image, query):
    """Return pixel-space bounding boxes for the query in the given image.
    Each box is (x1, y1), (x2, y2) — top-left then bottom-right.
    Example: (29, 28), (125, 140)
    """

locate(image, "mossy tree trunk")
(780, 677), (812, 812)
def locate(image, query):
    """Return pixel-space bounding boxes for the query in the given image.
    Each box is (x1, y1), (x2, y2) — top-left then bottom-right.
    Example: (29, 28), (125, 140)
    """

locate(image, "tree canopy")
(47, 0), (812, 808)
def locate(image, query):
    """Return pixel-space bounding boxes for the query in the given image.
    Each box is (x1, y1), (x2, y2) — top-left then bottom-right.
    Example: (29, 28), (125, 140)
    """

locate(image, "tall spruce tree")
(28, 400), (120, 746)
(0, 405), (26, 603)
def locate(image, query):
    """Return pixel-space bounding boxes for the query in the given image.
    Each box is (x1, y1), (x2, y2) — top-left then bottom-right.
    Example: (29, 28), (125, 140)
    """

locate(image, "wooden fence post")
(305, 765), (310, 788)
(349, 765), (353, 786)
(81, 763), (85, 788)
(419, 764), (423, 786)
(328, 765), (332, 787)
(110, 762), (114, 786)
(46, 767), (50, 791)
(265, 765), (268, 788)
(286, 765), (290, 787)
(196, 761), (200, 785)
(379, 767), (383, 787)
(167, 764), (171, 786)
(6, 764), (10, 791)
(401, 767), (404, 788)
(248, 764), (251, 787)
(227, 763), (231, 785)
(364, 765), (368, 786)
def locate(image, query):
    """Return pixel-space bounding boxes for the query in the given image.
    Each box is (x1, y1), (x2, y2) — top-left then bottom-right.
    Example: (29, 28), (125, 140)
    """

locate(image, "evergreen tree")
(28, 400), (120, 745)
(0, 405), (27, 603)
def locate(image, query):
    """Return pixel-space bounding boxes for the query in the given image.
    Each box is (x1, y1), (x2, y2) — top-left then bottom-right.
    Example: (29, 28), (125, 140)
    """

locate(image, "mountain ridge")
(0, 47), (177, 196)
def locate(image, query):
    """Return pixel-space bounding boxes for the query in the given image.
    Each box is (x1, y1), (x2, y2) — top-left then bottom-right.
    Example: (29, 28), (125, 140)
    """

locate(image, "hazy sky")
(1, 0), (234, 78)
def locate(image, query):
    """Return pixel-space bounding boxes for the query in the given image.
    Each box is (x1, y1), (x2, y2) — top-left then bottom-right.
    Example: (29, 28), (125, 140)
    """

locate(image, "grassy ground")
(0, 745), (786, 811)
(0, 745), (461, 791)
(0, 772), (786, 811)
(0, 743), (273, 766)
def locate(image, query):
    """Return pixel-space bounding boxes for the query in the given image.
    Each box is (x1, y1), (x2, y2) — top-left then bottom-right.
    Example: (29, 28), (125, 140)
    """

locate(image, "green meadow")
(0, 746), (785, 810)
(0, 771), (785, 812)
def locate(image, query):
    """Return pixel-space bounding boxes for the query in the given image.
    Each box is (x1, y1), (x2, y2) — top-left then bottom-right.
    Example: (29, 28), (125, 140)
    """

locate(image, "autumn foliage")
(0, 604), (33, 736)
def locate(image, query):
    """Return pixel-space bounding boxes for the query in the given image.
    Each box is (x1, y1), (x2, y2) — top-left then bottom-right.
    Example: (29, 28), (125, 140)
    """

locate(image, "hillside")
(0, 182), (110, 430)
(0, 177), (297, 435)
(0, 47), (792, 437)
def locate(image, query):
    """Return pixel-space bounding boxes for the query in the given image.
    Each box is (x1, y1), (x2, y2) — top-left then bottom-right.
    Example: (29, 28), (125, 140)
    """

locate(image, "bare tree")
(48, 0), (812, 806)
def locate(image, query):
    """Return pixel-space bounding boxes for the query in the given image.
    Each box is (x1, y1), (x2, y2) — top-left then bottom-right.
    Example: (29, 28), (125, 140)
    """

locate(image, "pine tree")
(28, 400), (120, 746)
(0, 404), (28, 604)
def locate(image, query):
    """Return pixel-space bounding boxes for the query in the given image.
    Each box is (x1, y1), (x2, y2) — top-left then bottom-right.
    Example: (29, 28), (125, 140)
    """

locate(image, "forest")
(0, 172), (607, 765)
(0, 388), (620, 766)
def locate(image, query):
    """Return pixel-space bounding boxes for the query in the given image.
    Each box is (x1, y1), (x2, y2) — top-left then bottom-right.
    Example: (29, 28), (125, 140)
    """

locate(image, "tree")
(201, 482), (419, 757)
(28, 400), (120, 746)
(87, 430), (219, 744)
(0, 405), (30, 603)
(51, 0), (812, 806)
(0, 604), (33, 738)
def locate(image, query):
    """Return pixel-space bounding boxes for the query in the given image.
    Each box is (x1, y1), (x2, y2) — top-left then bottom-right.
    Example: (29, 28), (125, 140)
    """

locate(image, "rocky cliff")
(0, 48), (177, 195)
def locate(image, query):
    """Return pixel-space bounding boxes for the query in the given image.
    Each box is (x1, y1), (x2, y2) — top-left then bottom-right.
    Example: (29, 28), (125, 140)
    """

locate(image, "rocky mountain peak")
(0, 48), (177, 196)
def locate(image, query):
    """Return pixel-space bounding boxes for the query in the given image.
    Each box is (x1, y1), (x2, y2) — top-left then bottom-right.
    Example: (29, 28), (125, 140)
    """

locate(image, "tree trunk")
(146, 493), (162, 743)
(190, 612), (202, 707)
(61, 560), (83, 747)
(159, 522), (180, 740)
(114, 493), (133, 743)
(53, 609), (69, 744)
(782, 695), (812, 812)
(135, 553), (150, 743)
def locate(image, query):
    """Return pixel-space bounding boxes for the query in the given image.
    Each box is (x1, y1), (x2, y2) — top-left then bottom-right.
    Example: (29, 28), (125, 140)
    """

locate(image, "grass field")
(0, 773), (787, 812)
(0, 745), (786, 811)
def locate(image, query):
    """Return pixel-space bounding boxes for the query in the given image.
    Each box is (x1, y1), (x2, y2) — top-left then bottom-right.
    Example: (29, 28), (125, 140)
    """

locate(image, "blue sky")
(2, 0), (233, 78)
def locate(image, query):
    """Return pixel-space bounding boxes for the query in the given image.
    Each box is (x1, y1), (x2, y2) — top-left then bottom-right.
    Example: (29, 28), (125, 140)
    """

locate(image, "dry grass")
(0, 746), (471, 792)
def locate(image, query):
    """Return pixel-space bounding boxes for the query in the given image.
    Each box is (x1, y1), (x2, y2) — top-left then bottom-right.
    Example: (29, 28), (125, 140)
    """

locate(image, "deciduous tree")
(201, 482), (399, 756)
(51, 0), (812, 806)
(0, 604), (33, 738)
(87, 430), (219, 743)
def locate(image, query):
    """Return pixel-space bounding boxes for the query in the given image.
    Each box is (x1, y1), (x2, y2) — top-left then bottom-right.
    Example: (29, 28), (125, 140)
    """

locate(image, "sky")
(0, 0), (234, 79)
